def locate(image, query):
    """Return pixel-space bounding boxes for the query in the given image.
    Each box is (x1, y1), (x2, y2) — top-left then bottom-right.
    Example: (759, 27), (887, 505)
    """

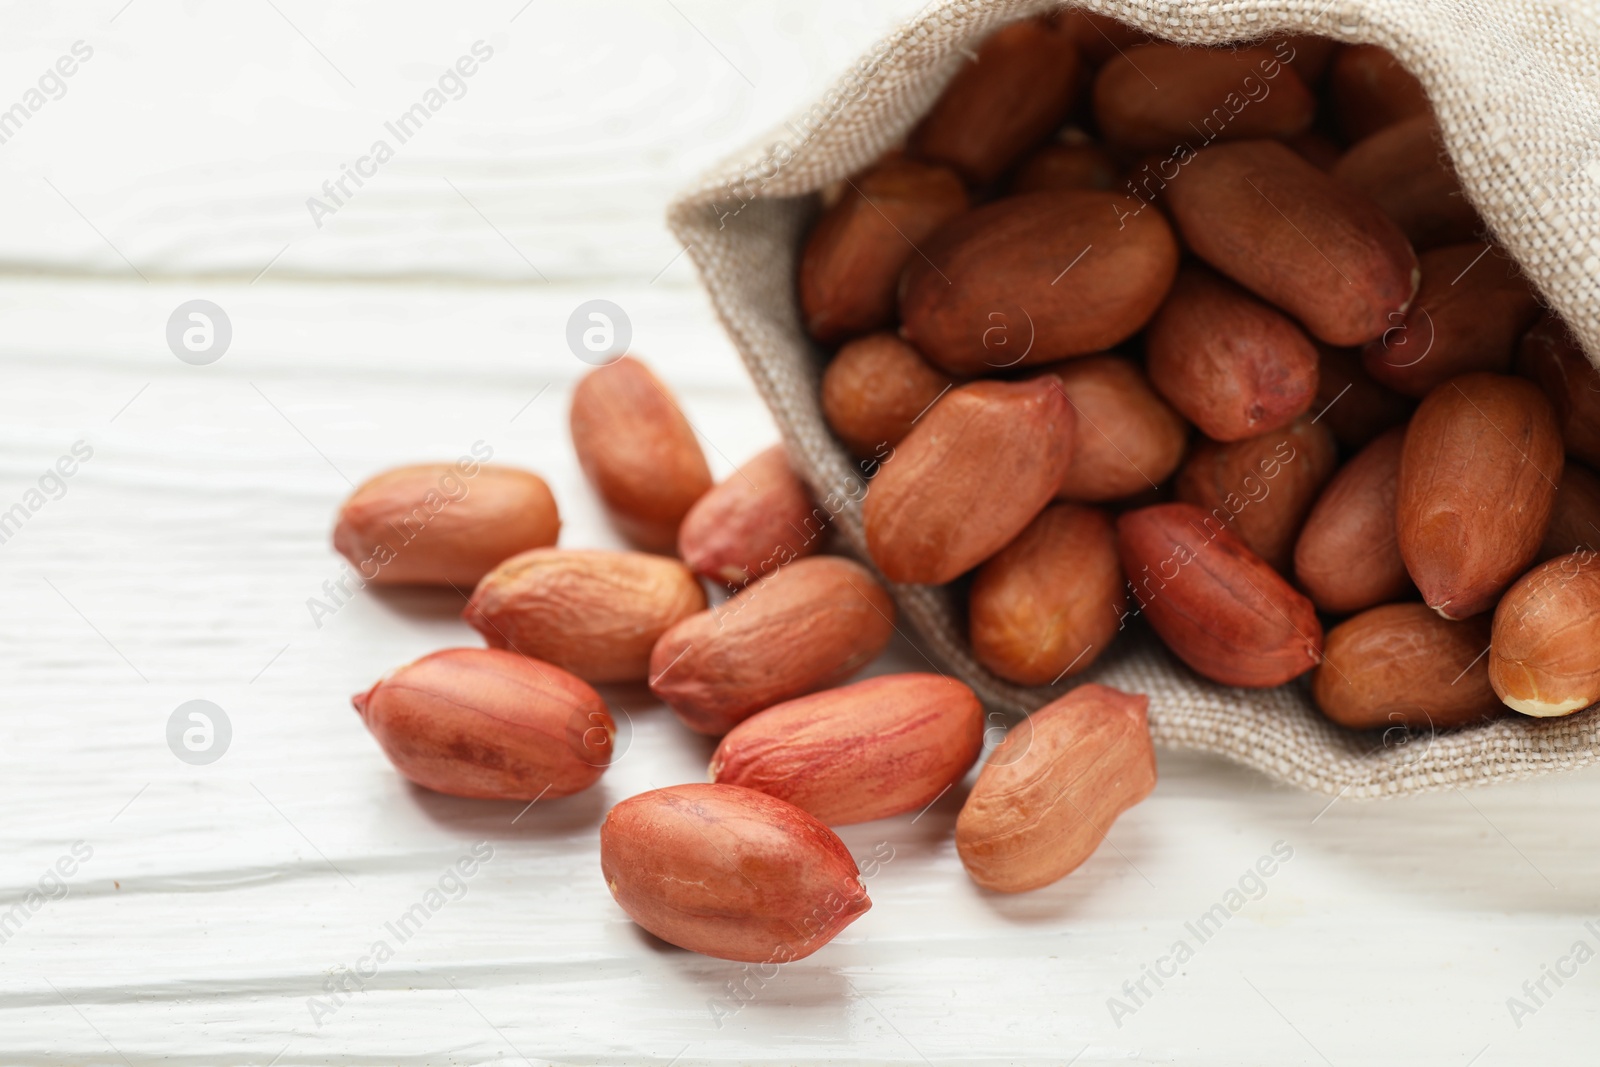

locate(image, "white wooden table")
(2, 2), (1598, 1064)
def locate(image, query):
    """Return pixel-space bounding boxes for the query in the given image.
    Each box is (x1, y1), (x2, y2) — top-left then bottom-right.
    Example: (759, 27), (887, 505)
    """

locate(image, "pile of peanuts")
(332, 13), (1600, 963)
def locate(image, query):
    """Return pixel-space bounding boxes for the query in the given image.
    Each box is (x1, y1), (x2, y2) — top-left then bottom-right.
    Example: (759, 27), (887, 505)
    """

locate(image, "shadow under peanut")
(402, 778), (610, 840)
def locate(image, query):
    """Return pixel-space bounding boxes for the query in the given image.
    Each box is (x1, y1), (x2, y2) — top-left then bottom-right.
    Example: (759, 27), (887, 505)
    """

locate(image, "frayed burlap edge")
(666, 0), (1600, 797)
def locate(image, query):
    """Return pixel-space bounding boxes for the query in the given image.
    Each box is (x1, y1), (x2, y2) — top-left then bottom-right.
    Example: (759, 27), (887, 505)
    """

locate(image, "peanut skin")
(1294, 427), (1414, 615)
(1397, 373), (1563, 619)
(1313, 604), (1499, 731)
(463, 548), (705, 684)
(1165, 140), (1419, 348)
(908, 16), (1081, 185)
(678, 445), (824, 587)
(956, 684), (1155, 893)
(899, 190), (1179, 376)
(333, 462), (559, 587)
(601, 784), (870, 961)
(1145, 265), (1320, 443)
(650, 556), (897, 736)
(569, 356), (711, 552)
(1490, 552), (1600, 717)
(799, 159), (968, 343)
(1117, 503), (1323, 688)
(1043, 356), (1189, 502)
(710, 673), (983, 825)
(969, 504), (1125, 686)
(353, 648), (613, 800)
(864, 378), (1075, 585)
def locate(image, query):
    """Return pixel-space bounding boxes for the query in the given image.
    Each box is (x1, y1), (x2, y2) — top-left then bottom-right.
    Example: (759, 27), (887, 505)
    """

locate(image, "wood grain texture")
(2, 2), (1600, 1064)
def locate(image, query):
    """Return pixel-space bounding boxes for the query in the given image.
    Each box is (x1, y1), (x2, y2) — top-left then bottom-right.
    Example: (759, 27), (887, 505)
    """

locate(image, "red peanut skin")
(463, 548), (706, 684)
(908, 16), (1081, 186)
(955, 684), (1156, 893)
(1397, 373), (1563, 619)
(1314, 604), (1499, 731)
(1294, 427), (1415, 615)
(799, 159), (969, 343)
(1174, 416), (1339, 574)
(1011, 141), (1121, 195)
(1540, 462), (1600, 562)
(1331, 115), (1480, 251)
(569, 356), (711, 552)
(1060, 10), (1148, 67)
(600, 784), (870, 962)
(864, 378), (1075, 585)
(649, 556), (897, 736)
(1313, 344), (1416, 450)
(898, 190), (1180, 376)
(1328, 44), (1433, 143)
(1117, 503), (1323, 688)
(1362, 242), (1543, 397)
(969, 504), (1126, 685)
(821, 332), (959, 458)
(1489, 553), (1600, 716)
(1516, 313), (1600, 470)
(333, 464), (559, 586)
(1165, 140), (1419, 347)
(1145, 265), (1321, 442)
(352, 648), (612, 800)
(1093, 44), (1315, 153)
(710, 673), (984, 825)
(1043, 356), (1189, 502)
(678, 445), (824, 588)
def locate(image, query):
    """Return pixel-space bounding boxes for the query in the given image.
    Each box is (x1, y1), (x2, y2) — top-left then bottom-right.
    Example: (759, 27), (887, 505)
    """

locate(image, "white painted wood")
(2, 3), (1599, 1065)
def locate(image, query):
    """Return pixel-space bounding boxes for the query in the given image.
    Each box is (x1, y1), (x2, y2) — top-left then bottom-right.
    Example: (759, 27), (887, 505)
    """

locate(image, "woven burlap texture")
(666, 0), (1600, 798)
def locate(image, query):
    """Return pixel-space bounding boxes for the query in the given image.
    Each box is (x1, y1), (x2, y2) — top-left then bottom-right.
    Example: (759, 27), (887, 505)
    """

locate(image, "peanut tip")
(1500, 693), (1591, 718)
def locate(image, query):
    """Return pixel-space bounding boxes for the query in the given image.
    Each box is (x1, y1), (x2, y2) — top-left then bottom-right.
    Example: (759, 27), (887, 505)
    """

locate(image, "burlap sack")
(666, 0), (1600, 797)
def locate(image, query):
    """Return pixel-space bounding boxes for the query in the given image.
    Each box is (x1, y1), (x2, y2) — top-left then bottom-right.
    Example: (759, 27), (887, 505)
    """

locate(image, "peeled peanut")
(799, 159), (968, 343)
(1165, 140), (1419, 347)
(569, 356), (711, 552)
(864, 378), (1074, 585)
(1145, 266), (1320, 442)
(1093, 44), (1314, 153)
(1313, 604), (1499, 731)
(710, 673), (983, 825)
(1011, 138), (1119, 194)
(969, 504), (1124, 686)
(821, 333), (956, 458)
(956, 684), (1155, 893)
(1044, 356), (1188, 501)
(1362, 243), (1542, 397)
(1117, 503), (1323, 688)
(1175, 417), (1338, 574)
(1516, 313), (1600, 470)
(1328, 44), (1432, 142)
(1540, 462), (1600, 562)
(352, 648), (612, 800)
(899, 190), (1179, 376)
(1397, 373), (1563, 619)
(1332, 115), (1480, 251)
(1313, 344), (1415, 450)
(909, 16), (1081, 185)
(464, 549), (705, 684)
(1294, 427), (1414, 614)
(1490, 551), (1600, 716)
(650, 556), (895, 736)
(678, 445), (823, 587)
(333, 462), (559, 587)
(600, 784), (869, 962)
